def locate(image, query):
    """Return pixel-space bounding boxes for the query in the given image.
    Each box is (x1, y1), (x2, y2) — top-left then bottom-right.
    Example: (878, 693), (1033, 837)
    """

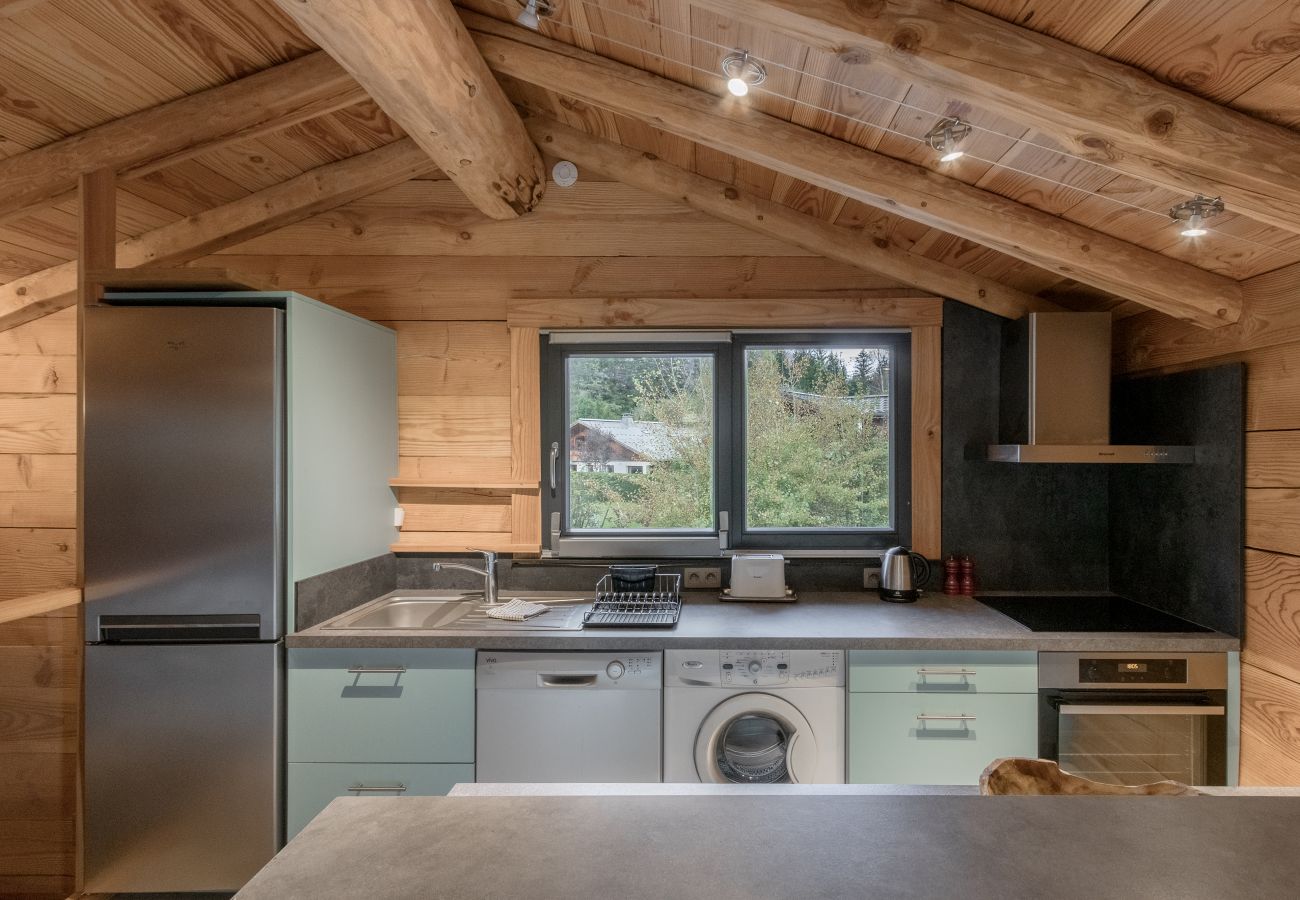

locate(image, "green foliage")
(566, 348), (891, 531)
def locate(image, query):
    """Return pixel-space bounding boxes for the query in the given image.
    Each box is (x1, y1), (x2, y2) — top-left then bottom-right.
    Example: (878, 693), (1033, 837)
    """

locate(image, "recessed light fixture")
(721, 50), (766, 97)
(1169, 194), (1224, 237)
(925, 116), (972, 162)
(515, 0), (555, 31)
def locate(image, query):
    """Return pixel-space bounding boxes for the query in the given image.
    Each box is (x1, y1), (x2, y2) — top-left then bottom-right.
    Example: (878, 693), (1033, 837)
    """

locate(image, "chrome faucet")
(431, 549), (498, 604)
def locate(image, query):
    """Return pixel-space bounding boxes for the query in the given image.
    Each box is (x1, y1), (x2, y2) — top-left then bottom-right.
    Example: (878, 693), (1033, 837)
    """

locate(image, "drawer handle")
(348, 666), (407, 674)
(917, 668), (976, 677)
(916, 714), (977, 722)
(347, 783), (408, 793)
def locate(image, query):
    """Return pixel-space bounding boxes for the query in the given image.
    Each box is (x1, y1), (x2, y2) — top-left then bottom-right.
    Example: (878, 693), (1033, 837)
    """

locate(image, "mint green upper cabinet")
(287, 648), (474, 764)
(285, 296), (397, 589)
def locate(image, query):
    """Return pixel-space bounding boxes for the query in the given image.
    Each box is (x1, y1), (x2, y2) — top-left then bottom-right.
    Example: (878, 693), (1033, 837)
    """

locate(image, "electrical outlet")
(684, 567), (722, 589)
(863, 569), (881, 590)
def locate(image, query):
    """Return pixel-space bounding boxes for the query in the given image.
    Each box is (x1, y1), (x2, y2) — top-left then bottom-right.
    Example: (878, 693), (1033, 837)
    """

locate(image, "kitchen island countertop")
(235, 791), (1299, 899)
(288, 591), (1239, 652)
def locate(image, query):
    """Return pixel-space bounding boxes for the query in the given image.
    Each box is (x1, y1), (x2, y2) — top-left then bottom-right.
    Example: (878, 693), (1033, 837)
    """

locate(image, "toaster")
(726, 553), (789, 601)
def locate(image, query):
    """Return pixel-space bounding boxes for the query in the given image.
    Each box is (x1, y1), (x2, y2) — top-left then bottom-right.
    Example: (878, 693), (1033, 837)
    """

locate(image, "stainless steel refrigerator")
(84, 304), (285, 892)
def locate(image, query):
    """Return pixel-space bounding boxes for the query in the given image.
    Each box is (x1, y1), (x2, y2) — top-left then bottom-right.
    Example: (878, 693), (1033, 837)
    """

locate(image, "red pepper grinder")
(942, 555), (962, 596)
(959, 556), (976, 596)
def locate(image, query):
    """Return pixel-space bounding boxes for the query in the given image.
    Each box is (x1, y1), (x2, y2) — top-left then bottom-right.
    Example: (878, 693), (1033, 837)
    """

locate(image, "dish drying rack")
(583, 573), (682, 628)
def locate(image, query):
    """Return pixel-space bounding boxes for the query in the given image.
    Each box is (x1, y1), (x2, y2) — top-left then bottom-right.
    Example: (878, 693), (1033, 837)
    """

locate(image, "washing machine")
(664, 649), (845, 783)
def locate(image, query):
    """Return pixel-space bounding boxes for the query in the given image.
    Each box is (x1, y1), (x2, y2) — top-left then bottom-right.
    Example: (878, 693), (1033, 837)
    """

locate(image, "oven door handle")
(1058, 704), (1225, 716)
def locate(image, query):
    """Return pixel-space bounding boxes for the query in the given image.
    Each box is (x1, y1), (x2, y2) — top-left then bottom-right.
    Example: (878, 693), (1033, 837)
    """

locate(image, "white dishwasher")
(476, 651), (662, 782)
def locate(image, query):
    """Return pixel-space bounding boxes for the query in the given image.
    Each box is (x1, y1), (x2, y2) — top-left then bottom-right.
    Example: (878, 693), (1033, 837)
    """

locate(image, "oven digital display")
(1079, 659), (1187, 684)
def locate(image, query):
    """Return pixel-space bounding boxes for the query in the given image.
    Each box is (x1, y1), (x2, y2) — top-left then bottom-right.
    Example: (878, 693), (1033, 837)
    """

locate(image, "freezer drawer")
(84, 642), (282, 893)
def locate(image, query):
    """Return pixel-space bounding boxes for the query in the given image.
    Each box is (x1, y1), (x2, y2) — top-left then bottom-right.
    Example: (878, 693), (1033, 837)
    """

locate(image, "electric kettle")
(879, 546), (932, 602)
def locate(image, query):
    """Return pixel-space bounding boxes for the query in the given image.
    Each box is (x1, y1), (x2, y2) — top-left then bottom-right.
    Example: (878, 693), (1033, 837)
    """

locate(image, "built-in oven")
(1039, 652), (1227, 787)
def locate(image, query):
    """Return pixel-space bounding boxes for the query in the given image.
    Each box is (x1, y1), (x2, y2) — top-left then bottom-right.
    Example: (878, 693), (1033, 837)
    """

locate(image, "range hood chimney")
(987, 312), (1193, 464)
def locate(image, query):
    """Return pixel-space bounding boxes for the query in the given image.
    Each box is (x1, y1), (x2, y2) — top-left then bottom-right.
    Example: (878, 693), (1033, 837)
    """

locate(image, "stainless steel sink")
(323, 592), (592, 631)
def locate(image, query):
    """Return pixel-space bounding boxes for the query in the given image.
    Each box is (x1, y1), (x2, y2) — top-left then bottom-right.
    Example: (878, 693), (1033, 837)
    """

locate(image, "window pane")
(567, 354), (714, 531)
(745, 347), (891, 529)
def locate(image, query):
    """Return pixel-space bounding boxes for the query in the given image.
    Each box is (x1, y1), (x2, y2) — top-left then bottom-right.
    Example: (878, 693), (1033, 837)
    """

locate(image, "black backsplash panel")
(295, 552), (396, 630)
(941, 301), (1110, 590)
(1109, 364), (1244, 637)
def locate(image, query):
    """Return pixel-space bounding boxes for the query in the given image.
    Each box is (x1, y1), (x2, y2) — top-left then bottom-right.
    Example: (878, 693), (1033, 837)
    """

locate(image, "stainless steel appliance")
(476, 651), (663, 782)
(879, 545), (931, 602)
(83, 305), (285, 892)
(1039, 652), (1227, 786)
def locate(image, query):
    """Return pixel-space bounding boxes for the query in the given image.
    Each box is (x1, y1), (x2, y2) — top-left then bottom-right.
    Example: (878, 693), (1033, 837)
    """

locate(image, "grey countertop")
(287, 590), (1239, 651)
(236, 793), (1300, 899)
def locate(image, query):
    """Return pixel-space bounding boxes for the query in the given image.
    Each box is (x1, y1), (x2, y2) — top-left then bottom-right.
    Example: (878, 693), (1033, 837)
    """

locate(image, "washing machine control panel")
(716, 650), (842, 687)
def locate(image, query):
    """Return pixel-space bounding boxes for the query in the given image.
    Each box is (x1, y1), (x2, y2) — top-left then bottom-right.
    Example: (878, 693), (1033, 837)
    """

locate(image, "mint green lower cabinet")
(287, 762), (474, 838)
(848, 692), (1038, 785)
(287, 648), (474, 763)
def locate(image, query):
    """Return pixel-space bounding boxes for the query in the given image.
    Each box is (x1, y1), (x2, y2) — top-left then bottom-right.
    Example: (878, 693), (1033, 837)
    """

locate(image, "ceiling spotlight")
(721, 50), (766, 97)
(925, 116), (972, 162)
(515, 0), (555, 31)
(1169, 194), (1224, 237)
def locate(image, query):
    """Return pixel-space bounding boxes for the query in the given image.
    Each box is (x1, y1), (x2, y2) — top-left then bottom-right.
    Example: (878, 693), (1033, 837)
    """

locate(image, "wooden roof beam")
(524, 114), (1056, 320)
(690, 0), (1300, 237)
(466, 12), (1242, 329)
(0, 139), (435, 332)
(0, 51), (366, 224)
(272, 0), (543, 220)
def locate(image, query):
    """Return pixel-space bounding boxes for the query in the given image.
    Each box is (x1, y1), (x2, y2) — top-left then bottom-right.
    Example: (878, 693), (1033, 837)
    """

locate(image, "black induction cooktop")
(976, 594), (1213, 633)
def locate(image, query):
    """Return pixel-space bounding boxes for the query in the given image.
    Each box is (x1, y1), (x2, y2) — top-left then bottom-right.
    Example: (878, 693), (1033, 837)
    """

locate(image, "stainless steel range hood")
(986, 312), (1194, 464)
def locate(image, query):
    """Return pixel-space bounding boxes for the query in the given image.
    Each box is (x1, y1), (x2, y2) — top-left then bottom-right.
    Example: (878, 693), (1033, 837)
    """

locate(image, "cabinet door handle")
(348, 666), (407, 674)
(347, 783), (408, 793)
(917, 668), (976, 676)
(540, 673), (598, 687)
(916, 714), (977, 722)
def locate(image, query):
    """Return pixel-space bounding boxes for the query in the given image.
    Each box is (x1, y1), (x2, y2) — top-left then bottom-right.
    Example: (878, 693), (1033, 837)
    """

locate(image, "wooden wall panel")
(910, 325), (942, 558)
(1244, 549), (1300, 686)
(1241, 663), (1300, 787)
(1246, 489), (1300, 558)
(1246, 432), (1300, 488)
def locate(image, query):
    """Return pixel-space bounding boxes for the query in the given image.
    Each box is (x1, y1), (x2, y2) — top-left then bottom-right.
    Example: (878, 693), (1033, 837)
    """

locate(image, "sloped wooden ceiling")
(0, 0), (1297, 324)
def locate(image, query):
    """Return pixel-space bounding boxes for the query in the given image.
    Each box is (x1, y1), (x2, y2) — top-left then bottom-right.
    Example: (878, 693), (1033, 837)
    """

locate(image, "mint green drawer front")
(848, 650), (1037, 694)
(287, 762), (473, 838)
(848, 692), (1038, 785)
(288, 648), (474, 763)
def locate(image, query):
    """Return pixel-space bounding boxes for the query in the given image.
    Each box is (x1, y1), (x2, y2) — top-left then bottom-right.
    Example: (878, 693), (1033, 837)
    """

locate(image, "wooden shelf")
(390, 542), (539, 554)
(389, 479), (539, 491)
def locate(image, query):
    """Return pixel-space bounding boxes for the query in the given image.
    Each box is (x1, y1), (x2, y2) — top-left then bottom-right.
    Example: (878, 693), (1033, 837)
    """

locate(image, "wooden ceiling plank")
(0, 50), (366, 224)
(686, 0), (1300, 237)
(468, 12), (1242, 327)
(0, 139), (435, 333)
(271, 0), (543, 220)
(524, 114), (1056, 319)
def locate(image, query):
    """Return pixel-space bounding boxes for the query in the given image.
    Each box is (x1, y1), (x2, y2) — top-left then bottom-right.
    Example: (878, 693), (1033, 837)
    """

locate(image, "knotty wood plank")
(399, 490), (512, 533)
(0, 353), (74, 393)
(0, 455), (74, 493)
(0, 491), (74, 529)
(1244, 549), (1300, 685)
(393, 322), (510, 397)
(1240, 662), (1300, 786)
(0, 397), (75, 454)
(0, 529), (75, 600)
(910, 325), (942, 558)
(0, 51), (365, 224)
(523, 116), (1049, 319)
(398, 456), (515, 483)
(1246, 488), (1300, 557)
(398, 396), (513, 457)
(0, 140), (435, 332)
(1247, 432), (1300, 489)
(510, 491), (542, 548)
(687, 0), (1300, 238)
(506, 297), (943, 329)
(391, 531), (532, 553)
(468, 11), (1242, 326)
(510, 327), (541, 485)
(1115, 261), (1300, 374)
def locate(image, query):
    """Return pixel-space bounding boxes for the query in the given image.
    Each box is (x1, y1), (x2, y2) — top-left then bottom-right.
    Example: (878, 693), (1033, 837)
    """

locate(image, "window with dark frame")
(541, 331), (911, 557)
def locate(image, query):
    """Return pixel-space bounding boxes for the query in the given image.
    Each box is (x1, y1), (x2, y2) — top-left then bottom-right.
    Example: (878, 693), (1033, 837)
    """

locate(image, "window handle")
(549, 442), (560, 496)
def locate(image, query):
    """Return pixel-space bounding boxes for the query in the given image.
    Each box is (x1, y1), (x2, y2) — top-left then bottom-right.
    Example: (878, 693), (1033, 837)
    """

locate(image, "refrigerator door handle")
(97, 614), (263, 643)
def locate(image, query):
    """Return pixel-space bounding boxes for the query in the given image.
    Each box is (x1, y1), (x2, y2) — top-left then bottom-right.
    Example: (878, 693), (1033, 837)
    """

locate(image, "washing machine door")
(694, 693), (819, 784)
